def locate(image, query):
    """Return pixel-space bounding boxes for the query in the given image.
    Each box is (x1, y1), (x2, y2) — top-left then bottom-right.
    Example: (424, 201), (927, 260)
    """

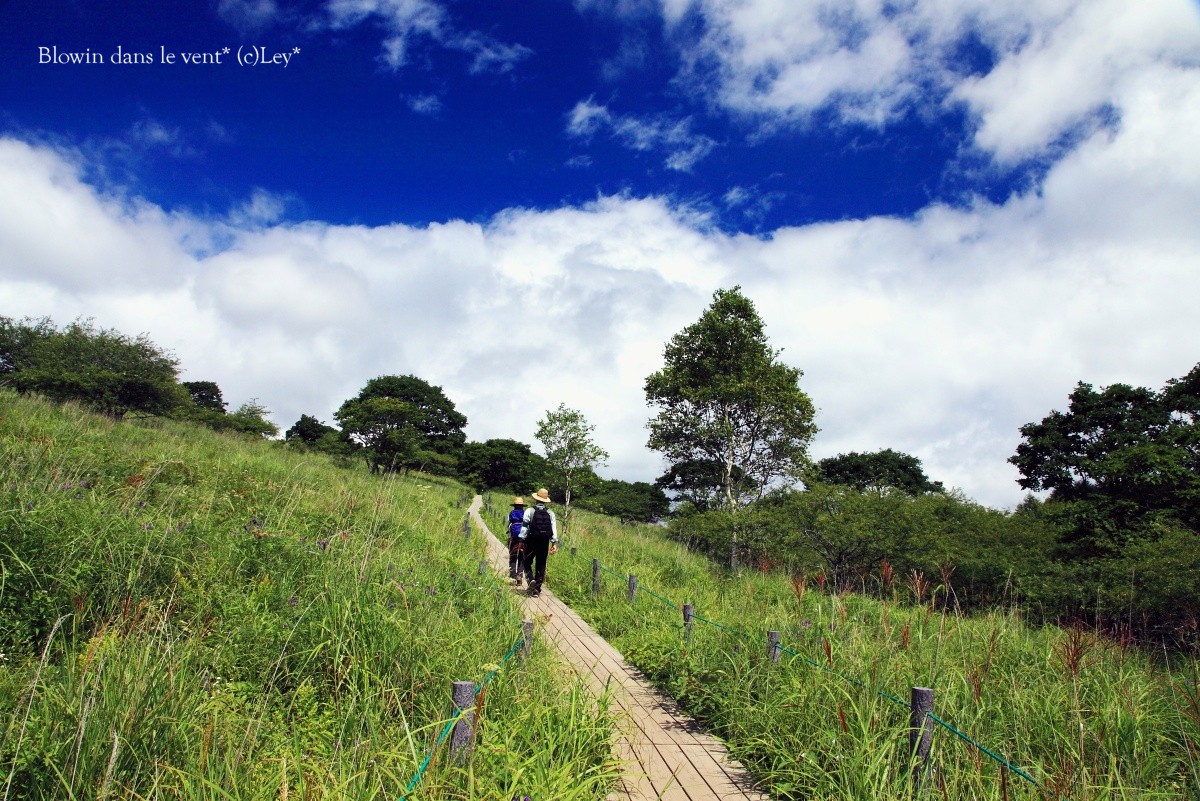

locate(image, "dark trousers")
(508, 536), (530, 580)
(524, 535), (552, 590)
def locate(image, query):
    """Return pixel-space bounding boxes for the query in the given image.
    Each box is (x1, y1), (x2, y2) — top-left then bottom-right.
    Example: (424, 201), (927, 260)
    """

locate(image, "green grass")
(483, 499), (1200, 801)
(0, 392), (620, 800)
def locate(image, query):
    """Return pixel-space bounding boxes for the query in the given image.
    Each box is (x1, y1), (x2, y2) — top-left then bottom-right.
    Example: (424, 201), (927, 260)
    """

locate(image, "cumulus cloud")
(647, 0), (1200, 162)
(3, 56), (1200, 509)
(566, 98), (718, 171)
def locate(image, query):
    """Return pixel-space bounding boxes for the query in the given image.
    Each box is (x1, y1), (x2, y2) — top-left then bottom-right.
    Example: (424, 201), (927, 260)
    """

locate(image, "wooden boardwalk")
(468, 497), (771, 801)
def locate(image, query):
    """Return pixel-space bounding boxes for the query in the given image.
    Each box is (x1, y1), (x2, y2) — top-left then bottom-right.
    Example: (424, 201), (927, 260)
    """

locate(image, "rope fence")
(399, 626), (528, 799)
(399, 503), (534, 800)
(582, 553), (1050, 797)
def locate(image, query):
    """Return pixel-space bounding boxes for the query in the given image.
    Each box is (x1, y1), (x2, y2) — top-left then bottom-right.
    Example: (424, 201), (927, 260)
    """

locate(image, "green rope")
(925, 712), (1042, 788)
(400, 628), (527, 799)
(478, 633), (527, 691)
(595, 561), (676, 610)
(402, 708), (464, 797)
(639, 585), (679, 610)
(598, 564), (627, 581)
(691, 613), (754, 641)
(586, 557), (1042, 796)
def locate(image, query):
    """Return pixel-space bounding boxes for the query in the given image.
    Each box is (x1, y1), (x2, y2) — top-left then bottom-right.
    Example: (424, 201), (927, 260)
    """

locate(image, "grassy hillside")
(0, 392), (619, 800)
(484, 501), (1200, 800)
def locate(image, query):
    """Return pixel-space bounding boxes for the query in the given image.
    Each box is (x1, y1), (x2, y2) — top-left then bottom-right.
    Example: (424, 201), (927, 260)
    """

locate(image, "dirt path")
(468, 497), (771, 801)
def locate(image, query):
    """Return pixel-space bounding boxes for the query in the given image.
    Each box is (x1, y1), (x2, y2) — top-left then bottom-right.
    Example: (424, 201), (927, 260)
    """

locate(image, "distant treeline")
(0, 315), (667, 522)
(668, 376), (1200, 647)
(5, 311), (1198, 646)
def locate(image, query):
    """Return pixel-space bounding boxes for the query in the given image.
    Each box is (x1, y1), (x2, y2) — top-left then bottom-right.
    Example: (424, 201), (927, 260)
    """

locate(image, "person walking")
(506, 497), (529, 585)
(519, 487), (558, 597)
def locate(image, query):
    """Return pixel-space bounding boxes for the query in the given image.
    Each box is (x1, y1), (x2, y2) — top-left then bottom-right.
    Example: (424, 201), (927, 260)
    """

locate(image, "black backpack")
(527, 506), (553, 538)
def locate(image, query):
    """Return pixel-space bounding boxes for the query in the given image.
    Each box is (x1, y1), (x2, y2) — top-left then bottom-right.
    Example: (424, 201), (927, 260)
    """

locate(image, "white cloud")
(567, 97), (613, 137)
(950, 0), (1200, 162)
(406, 93), (443, 115)
(450, 31), (534, 74)
(566, 99), (718, 171)
(3, 75), (1200, 509)
(225, 188), (291, 228)
(646, 0), (1200, 162)
(324, 0), (531, 73)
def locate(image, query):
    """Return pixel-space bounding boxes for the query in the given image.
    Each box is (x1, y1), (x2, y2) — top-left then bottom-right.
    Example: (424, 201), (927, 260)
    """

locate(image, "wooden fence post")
(767, 630), (782, 662)
(450, 681), (476, 763)
(478, 559), (488, 576)
(910, 686), (935, 790)
(627, 574), (638, 602)
(592, 559), (601, 596)
(463, 514), (470, 541)
(682, 603), (694, 641)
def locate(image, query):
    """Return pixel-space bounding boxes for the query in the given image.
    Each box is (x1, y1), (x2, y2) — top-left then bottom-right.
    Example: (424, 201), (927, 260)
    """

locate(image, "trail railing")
(584, 555), (1050, 797)
(400, 625), (530, 798)
(401, 498), (543, 799)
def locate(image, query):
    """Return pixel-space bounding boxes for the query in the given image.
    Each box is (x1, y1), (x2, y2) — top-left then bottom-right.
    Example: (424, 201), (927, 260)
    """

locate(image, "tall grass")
(489, 499), (1200, 800)
(0, 392), (619, 800)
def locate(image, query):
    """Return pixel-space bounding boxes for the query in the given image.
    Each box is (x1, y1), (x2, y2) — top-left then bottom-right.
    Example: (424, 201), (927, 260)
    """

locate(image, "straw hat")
(511, 496), (525, 507)
(531, 488), (552, 504)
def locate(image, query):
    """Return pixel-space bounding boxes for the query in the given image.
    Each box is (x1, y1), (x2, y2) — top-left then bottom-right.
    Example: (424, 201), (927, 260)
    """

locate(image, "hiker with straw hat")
(519, 488), (559, 597)
(506, 496), (531, 586)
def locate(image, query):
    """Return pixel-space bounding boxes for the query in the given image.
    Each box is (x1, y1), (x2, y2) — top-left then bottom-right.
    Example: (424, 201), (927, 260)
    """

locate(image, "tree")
(576, 478), (670, 523)
(336, 395), (424, 473)
(182, 381), (227, 413)
(1010, 364), (1200, 554)
(535, 403), (609, 526)
(335, 375), (467, 473)
(285, 414), (337, 445)
(645, 287), (818, 510)
(654, 459), (751, 513)
(815, 449), (944, 496)
(225, 399), (279, 438)
(457, 438), (548, 493)
(1, 316), (184, 418)
(285, 414), (357, 463)
(0, 315), (54, 375)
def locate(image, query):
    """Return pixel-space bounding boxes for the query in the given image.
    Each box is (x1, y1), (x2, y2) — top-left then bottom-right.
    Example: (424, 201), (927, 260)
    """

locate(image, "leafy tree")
(535, 403), (609, 525)
(0, 315), (54, 375)
(645, 287), (817, 511)
(336, 395), (423, 473)
(457, 438), (548, 493)
(182, 381), (227, 413)
(335, 375), (466, 474)
(576, 478), (670, 523)
(0, 316), (184, 418)
(654, 459), (751, 513)
(1009, 364), (1200, 554)
(225, 399), (279, 438)
(284, 415), (358, 464)
(286, 414), (337, 445)
(814, 449), (944, 496)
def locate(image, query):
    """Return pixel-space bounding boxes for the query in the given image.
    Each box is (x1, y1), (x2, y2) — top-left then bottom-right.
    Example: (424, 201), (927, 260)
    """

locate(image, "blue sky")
(3, 0), (1200, 508)
(4, 0), (1000, 229)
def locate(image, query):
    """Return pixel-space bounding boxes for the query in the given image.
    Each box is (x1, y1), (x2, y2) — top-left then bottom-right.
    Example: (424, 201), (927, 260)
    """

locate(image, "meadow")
(481, 501), (1200, 800)
(5, 385), (1198, 801)
(0, 391), (619, 800)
